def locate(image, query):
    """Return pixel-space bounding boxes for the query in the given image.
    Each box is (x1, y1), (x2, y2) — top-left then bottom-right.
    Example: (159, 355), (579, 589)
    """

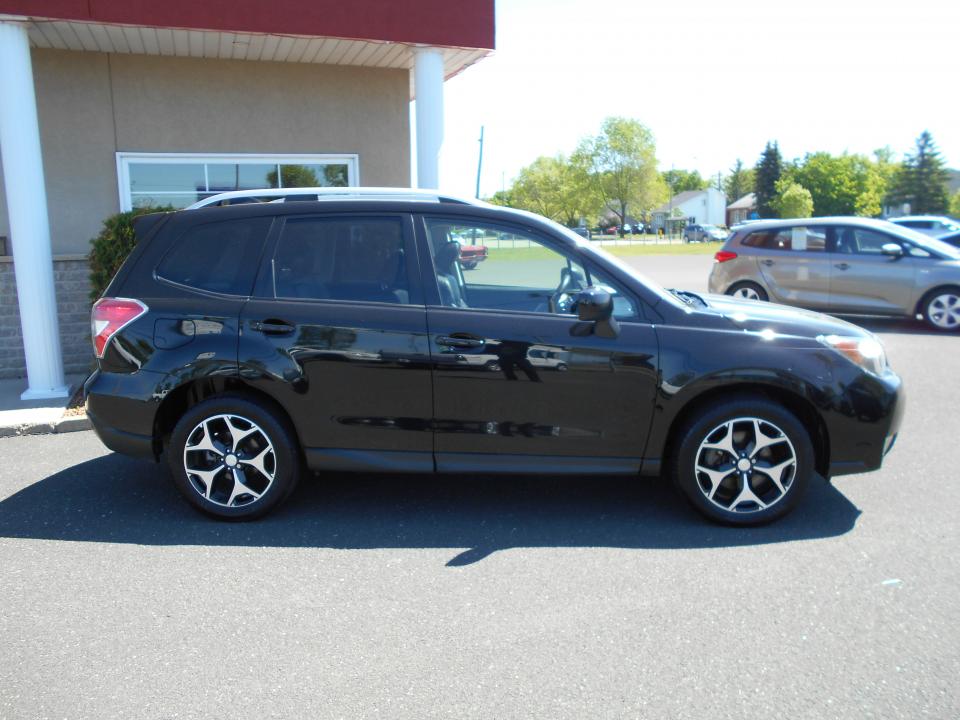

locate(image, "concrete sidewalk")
(0, 373), (91, 437)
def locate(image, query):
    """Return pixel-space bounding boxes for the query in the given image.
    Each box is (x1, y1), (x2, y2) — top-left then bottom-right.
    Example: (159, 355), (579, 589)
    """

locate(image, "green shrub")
(88, 206), (173, 300)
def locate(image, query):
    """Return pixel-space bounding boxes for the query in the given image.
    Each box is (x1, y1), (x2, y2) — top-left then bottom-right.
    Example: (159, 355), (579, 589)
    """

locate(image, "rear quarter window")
(741, 227), (827, 252)
(156, 216), (272, 295)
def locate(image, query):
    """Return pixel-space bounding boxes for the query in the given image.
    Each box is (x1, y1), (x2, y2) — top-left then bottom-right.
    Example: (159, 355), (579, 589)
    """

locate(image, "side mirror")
(881, 243), (904, 258)
(574, 286), (620, 338)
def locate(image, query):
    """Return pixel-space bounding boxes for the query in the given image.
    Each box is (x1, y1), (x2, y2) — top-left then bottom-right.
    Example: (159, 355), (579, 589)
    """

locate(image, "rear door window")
(272, 216), (414, 304)
(741, 226), (829, 252)
(157, 216), (272, 295)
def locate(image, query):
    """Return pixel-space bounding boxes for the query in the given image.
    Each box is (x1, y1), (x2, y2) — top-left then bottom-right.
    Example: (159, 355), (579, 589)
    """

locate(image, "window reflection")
(123, 157), (354, 209)
(129, 163), (204, 192)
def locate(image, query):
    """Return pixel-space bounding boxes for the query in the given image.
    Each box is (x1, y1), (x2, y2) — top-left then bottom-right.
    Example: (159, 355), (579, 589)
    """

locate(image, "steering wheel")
(548, 267), (584, 314)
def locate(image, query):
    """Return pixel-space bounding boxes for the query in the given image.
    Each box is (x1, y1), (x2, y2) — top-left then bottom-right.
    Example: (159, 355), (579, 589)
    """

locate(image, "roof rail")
(185, 186), (484, 210)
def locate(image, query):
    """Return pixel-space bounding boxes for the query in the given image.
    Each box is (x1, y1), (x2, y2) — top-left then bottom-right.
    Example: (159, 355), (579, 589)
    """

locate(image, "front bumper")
(825, 368), (904, 477)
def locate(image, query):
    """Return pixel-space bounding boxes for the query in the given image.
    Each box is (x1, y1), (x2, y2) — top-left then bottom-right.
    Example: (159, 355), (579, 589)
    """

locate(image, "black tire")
(167, 394), (302, 521)
(919, 286), (960, 332)
(670, 396), (814, 526)
(726, 281), (768, 302)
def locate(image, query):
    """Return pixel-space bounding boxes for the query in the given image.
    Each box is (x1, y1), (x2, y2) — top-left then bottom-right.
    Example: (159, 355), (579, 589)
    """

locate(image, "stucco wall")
(0, 48), (411, 255)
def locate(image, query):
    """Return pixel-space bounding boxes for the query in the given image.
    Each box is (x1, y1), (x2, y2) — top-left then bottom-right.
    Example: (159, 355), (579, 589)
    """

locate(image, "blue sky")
(431, 0), (958, 198)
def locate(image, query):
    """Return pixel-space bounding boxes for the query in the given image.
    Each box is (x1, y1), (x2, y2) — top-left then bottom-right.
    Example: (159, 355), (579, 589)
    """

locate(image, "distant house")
(727, 193), (757, 226)
(651, 188), (726, 232)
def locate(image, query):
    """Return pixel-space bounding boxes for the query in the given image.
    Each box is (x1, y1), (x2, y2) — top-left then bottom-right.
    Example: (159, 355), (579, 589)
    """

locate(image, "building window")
(116, 153), (359, 211)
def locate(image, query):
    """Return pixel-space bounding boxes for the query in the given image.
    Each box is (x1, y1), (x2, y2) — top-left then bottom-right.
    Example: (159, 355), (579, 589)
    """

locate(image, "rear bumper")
(86, 407), (155, 459)
(84, 369), (160, 459)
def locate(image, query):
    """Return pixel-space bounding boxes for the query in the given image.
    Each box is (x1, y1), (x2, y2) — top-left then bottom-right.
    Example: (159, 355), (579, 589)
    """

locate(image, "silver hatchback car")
(708, 217), (960, 331)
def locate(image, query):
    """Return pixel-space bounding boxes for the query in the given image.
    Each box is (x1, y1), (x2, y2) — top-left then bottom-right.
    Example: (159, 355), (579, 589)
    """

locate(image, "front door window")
(423, 219), (637, 319)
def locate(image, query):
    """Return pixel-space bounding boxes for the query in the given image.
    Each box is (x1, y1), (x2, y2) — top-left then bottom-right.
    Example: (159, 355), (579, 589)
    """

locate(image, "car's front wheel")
(671, 397), (814, 525)
(168, 395), (302, 520)
(727, 281), (768, 302)
(920, 287), (960, 331)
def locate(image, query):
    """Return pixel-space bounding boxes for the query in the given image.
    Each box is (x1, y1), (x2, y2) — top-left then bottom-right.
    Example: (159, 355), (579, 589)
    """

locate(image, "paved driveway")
(1, 255), (957, 719)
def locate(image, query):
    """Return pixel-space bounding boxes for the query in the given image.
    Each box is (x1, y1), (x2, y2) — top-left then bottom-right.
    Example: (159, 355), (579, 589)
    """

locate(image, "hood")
(699, 293), (872, 339)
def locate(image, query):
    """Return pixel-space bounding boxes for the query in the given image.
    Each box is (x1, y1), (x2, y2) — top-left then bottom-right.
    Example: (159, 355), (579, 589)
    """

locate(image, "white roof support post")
(0, 20), (68, 399)
(414, 47), (444, 190)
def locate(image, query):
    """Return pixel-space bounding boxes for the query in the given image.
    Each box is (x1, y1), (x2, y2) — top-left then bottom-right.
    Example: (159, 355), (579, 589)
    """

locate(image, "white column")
(413, 47), (444, 190)
(0, 20), (67, 399)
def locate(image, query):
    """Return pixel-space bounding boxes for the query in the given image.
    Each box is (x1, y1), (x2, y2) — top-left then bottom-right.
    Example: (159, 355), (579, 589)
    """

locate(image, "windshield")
(886, 222), (960, 259)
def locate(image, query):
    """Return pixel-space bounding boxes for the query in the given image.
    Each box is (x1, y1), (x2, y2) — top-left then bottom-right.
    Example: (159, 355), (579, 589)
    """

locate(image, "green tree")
(662, 168), (707, 194)
(856, 147), (899, 217)
(89, 206), (174, 300)
(889, 131), (949, 214)
(724, 159), (755, 203)
(787, 152), (867, 217)
(487, 188), (515, 207)
(579, 117), (667, 237)
(509, 154), (601, 227)
(949, 190), (960, 219)
(771, 179), (814, 218)
(754, 141), (783, 218)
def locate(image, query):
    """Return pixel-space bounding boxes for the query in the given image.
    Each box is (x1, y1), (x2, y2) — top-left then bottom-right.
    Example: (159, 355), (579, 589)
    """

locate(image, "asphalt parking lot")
(1, 255), (958, 719)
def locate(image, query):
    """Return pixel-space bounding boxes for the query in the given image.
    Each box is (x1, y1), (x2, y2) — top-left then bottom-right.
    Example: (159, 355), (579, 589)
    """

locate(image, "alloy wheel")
(182, 414), (277, 508)
(732, 286), (761, 301)
(694, 416), (797, 514)
(927, 292), (960, 330)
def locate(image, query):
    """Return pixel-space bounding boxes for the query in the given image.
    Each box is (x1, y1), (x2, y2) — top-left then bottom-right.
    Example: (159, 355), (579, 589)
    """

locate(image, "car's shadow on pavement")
(0, 453), (861, 565)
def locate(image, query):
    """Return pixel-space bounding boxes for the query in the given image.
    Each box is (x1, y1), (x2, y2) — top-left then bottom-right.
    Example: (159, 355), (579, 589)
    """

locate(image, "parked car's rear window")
(157, 216), (272, 295)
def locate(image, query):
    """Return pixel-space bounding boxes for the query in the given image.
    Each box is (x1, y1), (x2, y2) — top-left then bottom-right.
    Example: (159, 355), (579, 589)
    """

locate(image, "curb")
(0, 413), (92, 438)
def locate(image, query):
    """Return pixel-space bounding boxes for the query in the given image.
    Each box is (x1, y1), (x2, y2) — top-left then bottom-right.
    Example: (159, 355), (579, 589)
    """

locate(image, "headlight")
(817, 334), (888, 376)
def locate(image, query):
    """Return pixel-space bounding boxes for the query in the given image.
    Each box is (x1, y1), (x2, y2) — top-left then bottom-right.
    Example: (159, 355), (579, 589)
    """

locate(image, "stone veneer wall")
(0, 255), (94, 379)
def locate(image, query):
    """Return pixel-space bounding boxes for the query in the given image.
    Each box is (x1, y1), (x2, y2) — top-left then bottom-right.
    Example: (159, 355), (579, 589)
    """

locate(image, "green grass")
(603, 242), (720, 257)
(483, 241), (719, 262)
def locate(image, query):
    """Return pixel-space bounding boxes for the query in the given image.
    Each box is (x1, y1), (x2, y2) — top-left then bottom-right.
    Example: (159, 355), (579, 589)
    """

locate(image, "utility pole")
(475, 126), (484, 199)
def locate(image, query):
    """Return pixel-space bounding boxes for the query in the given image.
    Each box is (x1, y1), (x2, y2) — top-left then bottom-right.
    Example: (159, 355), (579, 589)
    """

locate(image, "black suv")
(86, 190), (904, 525)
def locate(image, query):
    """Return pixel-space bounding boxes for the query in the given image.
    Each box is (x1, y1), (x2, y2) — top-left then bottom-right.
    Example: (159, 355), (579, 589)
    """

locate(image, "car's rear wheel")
(671, 397), (814, 525)
(168, 395), (301, 520)
(727, 281), (768, 302)
(921, 287), (960, 331)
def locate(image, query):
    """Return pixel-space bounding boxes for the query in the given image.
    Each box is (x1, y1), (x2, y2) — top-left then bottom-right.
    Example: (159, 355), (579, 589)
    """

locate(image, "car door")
(829, 226), (915, 314)
(417, 215), (660, 473)
(238, 212), (434, 471)
(747, 225), (833, 309)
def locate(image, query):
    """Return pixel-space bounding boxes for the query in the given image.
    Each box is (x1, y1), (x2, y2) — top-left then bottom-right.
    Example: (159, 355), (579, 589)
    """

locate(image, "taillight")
(91, 298), (148, 358)
(714, 250), (738, 263)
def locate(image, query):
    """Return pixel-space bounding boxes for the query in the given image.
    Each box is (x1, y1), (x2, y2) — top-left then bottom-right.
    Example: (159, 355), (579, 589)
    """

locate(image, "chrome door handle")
(834, 263), (850, 271)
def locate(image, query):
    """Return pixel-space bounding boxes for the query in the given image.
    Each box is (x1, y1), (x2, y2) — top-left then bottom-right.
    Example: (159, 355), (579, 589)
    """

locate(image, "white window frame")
(116, 152), (360, 211)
